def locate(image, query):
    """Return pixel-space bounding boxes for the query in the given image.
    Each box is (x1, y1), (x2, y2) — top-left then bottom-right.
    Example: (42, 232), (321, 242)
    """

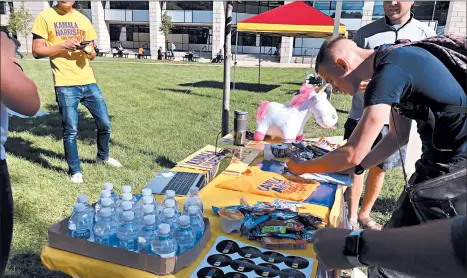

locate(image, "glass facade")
(0, 2), (5, 15)
(168, 26), (211, 52)
(109, 24), (150, 49)
(313, 1), (364, 18)
(164, 1), (213, 23)
(109, 1), (149, 10)
(74, 1), (91, 9)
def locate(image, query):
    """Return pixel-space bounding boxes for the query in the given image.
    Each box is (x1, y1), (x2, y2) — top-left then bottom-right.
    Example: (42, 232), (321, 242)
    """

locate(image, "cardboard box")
(48, 217), (211, 275)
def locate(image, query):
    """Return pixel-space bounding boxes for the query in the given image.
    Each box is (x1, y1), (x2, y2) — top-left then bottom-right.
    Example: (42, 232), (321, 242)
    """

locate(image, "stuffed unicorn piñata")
(254, 83), (338, 143)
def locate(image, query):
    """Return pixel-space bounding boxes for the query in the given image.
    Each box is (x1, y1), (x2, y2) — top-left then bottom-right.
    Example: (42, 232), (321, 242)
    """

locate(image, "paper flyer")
(176, 145), (227, 171)
(223, 147), (262, 175)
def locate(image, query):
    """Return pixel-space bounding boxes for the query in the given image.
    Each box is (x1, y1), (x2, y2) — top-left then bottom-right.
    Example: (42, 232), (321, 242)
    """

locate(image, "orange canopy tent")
(237, 1), (347, 38)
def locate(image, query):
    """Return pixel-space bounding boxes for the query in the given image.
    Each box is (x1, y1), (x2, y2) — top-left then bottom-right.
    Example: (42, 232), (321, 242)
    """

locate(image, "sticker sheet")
(190, 236), (314, 278)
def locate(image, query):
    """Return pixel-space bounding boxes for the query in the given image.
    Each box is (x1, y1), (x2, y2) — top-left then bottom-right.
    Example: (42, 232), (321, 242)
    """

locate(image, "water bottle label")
(119, 239), (136, 251)
(72, 229), (91, 239)
(138, 244), (151, 255)
(159, 251), (176, 258)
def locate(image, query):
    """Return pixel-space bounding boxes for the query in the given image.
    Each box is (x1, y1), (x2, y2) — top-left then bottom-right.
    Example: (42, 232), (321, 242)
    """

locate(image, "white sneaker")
(96, 156), (122, 168)
(71, 173), (84, 184)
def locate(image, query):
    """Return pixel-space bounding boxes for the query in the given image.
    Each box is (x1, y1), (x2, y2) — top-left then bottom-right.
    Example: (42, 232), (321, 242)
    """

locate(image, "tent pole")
(332, 1), (343, 37)
(258, 34), (261, 84)
(233, 29), (239, 91)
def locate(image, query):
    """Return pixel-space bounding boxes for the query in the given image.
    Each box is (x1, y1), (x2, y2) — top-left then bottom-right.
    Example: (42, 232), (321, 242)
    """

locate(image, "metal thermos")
(233, 110), (248, 146)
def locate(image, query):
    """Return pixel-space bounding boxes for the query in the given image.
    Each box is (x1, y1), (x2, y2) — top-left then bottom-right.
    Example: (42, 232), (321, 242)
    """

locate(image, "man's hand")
(60, 39), (80, 51)
(1, 32), (16, 59)
(286, 158), (309, 175)
(359, 80), (370, 92)
(312, 228), (355, 270)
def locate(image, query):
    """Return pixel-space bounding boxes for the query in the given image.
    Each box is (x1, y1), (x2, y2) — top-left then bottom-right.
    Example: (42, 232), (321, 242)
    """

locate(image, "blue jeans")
(15, 47), (23, 59)
(55, 84), (111, 175)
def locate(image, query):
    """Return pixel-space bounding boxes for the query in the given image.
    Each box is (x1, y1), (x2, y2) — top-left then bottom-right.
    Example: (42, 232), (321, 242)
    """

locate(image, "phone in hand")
(77, 41), (92, 49)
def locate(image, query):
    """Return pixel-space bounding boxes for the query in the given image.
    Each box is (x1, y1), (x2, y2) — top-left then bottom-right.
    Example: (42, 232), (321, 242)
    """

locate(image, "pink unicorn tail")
(256, 100), (269, 122)
(290, 83), (318, 107)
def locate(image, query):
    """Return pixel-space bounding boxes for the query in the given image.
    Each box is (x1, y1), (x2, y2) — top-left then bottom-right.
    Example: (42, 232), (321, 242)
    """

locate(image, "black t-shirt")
(364, 45), (467, 162)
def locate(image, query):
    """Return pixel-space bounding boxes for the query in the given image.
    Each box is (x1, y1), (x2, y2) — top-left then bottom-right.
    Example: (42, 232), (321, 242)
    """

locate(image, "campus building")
(1, 1), (466, 63)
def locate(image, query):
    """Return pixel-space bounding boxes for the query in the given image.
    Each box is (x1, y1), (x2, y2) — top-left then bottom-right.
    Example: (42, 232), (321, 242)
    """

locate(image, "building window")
(261, 35), (281, 47)
(412, 1), (436, 20)
(433, 1), (449, 26)
(166, 1), (213, 11)
(73, 1), (91, 9)
(314, 1), (364, 19)
(109, 1), (149, 10)
(168, 26), (211, 52)
(0, 1), (5, 14)
(233, 1), (282, 14)
(372, 1), (385, 20)
(109, 24), (150, 49)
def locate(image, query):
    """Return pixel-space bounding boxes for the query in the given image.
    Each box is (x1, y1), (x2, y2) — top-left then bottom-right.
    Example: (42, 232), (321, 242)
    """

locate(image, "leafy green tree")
(7, 1), (33, 54)
(160, 12), (173, 50)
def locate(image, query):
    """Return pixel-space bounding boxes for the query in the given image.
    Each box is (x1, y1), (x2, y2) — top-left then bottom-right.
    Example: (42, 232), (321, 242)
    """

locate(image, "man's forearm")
(291, 145), (357, 174)
(32, 43), (63, 58)
(360, 217), (466, 277)
(360, 133), (405, 170)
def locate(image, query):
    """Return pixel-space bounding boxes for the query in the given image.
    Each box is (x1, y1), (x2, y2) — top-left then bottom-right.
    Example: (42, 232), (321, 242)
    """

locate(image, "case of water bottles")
(47, 184), (212, 275)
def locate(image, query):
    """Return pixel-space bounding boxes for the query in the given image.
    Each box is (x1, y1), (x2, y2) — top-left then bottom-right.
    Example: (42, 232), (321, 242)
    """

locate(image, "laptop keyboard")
(161, 172), (203, 195)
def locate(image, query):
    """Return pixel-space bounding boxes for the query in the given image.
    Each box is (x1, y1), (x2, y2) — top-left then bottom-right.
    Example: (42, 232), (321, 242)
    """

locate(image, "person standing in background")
(0, 31), (40, 277)
(31, 1), (122, 184)
(8, 32), (23, 59)
(344, 0), (436, 231)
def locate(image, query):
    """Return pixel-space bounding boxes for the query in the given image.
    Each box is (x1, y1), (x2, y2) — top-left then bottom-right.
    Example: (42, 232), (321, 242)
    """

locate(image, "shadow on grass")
(9, 104), (114, 143)
(371, 198), (397, 214)
(6, 253), (70, 278)
(158, 88), (220, 100)
(179, 81), (280, 93)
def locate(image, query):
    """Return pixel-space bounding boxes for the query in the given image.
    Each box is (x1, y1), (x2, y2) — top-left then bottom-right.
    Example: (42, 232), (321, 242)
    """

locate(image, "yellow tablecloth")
(41, 143), (345, 278)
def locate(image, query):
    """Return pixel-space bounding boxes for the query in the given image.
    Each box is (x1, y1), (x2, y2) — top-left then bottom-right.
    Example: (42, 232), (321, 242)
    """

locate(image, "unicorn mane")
(256, 100), (270, 122)
(290, 83), (317, 107)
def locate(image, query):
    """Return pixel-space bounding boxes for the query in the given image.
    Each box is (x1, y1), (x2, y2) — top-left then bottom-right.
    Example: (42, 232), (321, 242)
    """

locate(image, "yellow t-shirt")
(31, 7), (97, 87)
(216, 167), (320, 201)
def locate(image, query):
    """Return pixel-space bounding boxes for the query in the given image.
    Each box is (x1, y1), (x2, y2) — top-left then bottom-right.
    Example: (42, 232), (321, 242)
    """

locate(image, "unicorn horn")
(317, 83), (329, 94)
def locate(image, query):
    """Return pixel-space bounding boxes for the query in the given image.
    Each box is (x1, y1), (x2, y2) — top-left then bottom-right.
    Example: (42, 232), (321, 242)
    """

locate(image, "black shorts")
(343, 118), (406, 170)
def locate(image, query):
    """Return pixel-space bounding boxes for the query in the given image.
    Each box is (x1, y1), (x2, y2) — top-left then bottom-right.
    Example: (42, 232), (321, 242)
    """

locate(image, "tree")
(160, 12), (173, 50)
(75, 2), (91, 22)
(8, 1), (33, 54)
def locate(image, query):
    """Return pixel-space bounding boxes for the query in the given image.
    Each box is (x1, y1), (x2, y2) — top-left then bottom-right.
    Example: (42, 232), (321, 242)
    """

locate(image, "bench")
(165, 51), (175, 60)
(183, 54), (199, 62)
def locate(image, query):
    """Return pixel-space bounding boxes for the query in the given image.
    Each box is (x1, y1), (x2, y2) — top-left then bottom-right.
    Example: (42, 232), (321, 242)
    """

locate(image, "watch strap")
(345, 230), (366, 267)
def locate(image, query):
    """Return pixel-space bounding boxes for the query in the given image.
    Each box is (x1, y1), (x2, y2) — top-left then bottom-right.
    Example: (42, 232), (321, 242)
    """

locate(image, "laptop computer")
(144, 170), (205, 195)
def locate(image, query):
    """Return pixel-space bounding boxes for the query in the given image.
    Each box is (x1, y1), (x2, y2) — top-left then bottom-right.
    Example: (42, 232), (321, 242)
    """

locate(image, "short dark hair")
(315, 36), (346, 75)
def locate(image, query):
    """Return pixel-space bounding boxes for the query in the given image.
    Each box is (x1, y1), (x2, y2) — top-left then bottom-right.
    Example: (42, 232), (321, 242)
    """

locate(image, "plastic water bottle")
(142, 195), (156, 207)
(188, 206), (204, 241)
(187, 187), (203, 213)
(138, 188), (153, 206)
(174, 215), (196, 254)
(96, 197), (118, 223)
(94, 208), (118, 247)
(163, 199), (180, 217)
(142, 204), (156, 218)
(161, 208), (179, 234)
(103, 183), (119, 203)
(122, 193), (143, 224)
(163, 190), (179, 210)
(121, 185), (138, 203)
(137, 215), (158, 254)
(76, 194), (94, 218)
(151, 223), (178, 258)
(95, 190), (112, 213)
(117, 211), (138, 252)
(118, 201), (133, 224)
(69, 203), (95, 242)
(183, 197), (203, 218)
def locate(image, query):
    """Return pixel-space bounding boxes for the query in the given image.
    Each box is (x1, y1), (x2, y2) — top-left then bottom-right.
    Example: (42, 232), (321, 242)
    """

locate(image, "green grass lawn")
(5, 58), (404, 277)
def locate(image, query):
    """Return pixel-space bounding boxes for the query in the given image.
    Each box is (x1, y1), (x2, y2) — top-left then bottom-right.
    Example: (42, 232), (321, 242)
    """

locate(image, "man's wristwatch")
(344, 230), (367, 267)
(354, 164), (365, 175)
